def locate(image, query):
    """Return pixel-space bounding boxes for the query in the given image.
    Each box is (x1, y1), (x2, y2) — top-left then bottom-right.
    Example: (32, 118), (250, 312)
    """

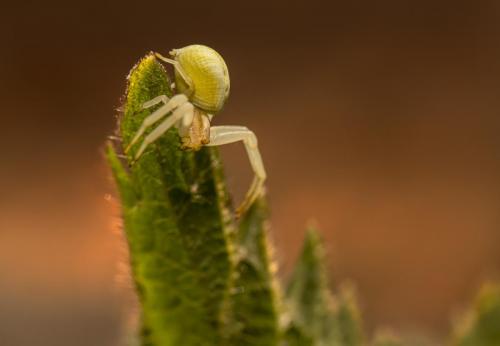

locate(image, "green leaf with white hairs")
(226, 199), (281, 346)
(108, 53), (235, 346)
(285, 229), (338, 346)
(285, 230), (365, 346)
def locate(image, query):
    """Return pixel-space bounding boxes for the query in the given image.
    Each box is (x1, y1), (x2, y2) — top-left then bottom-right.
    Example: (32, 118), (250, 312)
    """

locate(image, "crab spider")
(125, 44), (266, 216)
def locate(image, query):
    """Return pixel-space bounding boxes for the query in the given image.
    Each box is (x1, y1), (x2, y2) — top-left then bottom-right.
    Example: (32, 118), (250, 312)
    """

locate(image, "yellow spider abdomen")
(171, 45), (230, 114)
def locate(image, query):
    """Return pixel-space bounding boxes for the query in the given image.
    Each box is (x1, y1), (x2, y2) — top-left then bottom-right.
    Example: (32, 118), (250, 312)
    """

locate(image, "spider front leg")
(125, 94), (189, 154)
(127, 97), (194, 163)
(155, 52), (194, 96)
(206, 126), (267, 216)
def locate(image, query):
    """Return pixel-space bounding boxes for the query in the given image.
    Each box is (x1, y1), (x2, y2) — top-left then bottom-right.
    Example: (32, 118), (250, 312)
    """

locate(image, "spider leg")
(132, 102), (194, 163)
(125, 94), (188, 154)
(142, 95), (169, 109)
(206, 126), (267, 216)
(155, 52), (194, 96)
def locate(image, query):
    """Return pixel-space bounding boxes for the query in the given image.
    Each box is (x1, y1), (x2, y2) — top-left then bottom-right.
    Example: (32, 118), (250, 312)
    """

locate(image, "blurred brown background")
(1, 0), (500, 345)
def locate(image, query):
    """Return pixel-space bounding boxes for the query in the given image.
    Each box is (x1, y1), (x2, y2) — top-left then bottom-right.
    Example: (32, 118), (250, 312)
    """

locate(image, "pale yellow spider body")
(170, 45), (230, 113)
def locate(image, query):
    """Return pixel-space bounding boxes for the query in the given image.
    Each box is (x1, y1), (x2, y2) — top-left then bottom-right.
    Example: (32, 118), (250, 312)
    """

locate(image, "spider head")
(170, 45), (230, 114)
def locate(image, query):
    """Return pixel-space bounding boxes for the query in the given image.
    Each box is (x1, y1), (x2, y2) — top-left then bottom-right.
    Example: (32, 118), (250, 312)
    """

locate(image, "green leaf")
(108, 53), (235, 346)
(452, 283), (500, 346)
(283, 325), (314, 346)
(227, 199), (281, 346)
(285, 229), (337, 346)
(334, 282), (364, 346)
(285, 230), (365, 346)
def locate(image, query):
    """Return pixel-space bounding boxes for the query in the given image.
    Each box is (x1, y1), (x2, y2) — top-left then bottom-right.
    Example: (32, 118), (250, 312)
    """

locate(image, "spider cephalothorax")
(125, 44), (266, 216)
